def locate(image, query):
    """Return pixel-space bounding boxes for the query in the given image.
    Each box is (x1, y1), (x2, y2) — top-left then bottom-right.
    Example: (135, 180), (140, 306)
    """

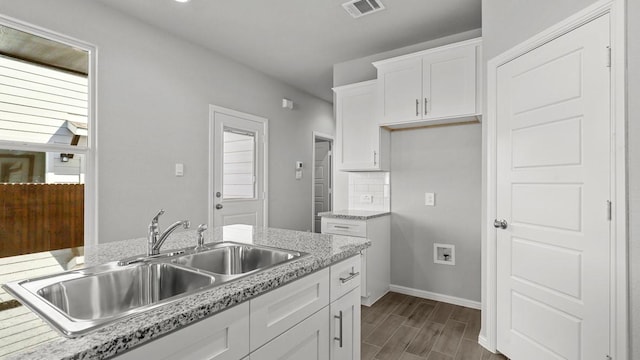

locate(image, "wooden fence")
(0, 184), (83, 258)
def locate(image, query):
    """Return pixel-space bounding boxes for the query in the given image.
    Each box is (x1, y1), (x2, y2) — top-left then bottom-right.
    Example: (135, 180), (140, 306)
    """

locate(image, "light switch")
(425, 192), (435, 206)
(175, 163), (184, 177)
(360, 194), (373, 203)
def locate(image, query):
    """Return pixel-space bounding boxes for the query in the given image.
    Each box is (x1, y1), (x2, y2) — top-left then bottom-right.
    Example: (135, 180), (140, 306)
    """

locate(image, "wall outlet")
(425, 192), (435, 206)
(360, 194), (373, 203)
(434, 243), (455, 265)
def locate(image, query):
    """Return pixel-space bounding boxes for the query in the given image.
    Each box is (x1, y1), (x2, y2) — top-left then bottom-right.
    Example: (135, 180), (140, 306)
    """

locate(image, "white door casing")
(313, 140), (331, 233)
(495, 14), (611, 360)
(209, 106), (267, 228)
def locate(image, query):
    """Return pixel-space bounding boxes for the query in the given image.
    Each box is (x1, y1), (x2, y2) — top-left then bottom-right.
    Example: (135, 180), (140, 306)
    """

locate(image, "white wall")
(391, 124), (482, 302)
(627, 0), (640, 357)
(0, 0), (334, 242)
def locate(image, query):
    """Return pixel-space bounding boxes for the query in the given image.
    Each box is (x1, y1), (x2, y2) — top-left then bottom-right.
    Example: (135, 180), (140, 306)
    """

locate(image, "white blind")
(0, 55), (88, 146)
(223, 130), (255, 199)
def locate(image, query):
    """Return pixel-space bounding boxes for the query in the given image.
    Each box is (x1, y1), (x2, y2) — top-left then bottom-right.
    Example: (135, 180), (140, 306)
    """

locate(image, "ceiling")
(96, 0), (481, 102)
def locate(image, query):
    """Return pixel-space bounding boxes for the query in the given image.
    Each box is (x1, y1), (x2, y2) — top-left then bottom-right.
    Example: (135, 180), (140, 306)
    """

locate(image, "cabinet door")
(336, 81), (380, 170)
(113, 302), (250, 360)
(250, 268), (329, 351)
(330, 288), (361, 360)
(251, 306), (330, 360)
(422, 45), (477, 119)
(377, 57), (422, 124)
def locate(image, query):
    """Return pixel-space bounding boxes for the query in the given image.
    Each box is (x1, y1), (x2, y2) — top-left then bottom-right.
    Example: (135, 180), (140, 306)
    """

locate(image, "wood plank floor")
(361, 292), (509, 360)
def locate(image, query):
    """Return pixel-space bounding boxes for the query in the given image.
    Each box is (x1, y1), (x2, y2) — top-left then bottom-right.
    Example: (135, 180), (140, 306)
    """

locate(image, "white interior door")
(211, 107), (266, 227)
(496, 14), (611, 360)
(313, 140), (331, 233)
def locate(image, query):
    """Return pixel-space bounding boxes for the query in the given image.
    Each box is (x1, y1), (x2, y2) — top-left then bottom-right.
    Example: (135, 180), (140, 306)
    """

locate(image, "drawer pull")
(333, 225), (351, 229)
(339, 268), (360, 283)
(334, 310), (343, 348)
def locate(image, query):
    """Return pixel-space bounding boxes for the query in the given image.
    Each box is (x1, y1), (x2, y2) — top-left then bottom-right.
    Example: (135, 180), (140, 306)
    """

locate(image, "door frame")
(481, 0), (627, 358)
(311, 132), (334, 233)
(208, 105), (269, 228)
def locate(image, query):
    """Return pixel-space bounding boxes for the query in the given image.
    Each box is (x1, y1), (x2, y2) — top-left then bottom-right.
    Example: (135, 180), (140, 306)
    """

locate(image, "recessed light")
(175, 0), (190, 3)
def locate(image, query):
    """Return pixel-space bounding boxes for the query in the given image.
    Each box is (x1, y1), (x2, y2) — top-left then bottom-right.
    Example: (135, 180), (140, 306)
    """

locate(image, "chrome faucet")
(148, 209), (190, 256)
(195, 224), (208, 250)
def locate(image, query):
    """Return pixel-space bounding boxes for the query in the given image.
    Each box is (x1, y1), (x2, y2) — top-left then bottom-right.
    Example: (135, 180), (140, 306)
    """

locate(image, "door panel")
(496, 14), (610, 360)
(212, 109), (266, 227)
(314, 140), (331, 233)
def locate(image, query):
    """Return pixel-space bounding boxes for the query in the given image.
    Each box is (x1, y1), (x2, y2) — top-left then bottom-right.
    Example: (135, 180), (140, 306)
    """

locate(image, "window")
(0, 18), (95, 357)
(223, 128), (256, 200)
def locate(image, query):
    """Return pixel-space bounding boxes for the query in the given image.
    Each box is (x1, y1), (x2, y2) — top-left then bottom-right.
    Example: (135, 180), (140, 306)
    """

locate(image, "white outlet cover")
(360, 194), (373, 203)
(175, 163), (184, 177)
(425, 192), (435, 206)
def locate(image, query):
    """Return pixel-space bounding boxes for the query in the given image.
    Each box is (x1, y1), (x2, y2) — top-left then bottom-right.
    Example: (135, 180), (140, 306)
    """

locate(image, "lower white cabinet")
(249, 307), (330, 360)
(114, 302), (250, 360)
(330, 288), (361, 360)
(113, 256), (361, 360)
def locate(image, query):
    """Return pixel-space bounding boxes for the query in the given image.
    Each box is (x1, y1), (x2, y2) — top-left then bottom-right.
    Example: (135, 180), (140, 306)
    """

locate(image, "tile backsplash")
(348, 172), (390, 211)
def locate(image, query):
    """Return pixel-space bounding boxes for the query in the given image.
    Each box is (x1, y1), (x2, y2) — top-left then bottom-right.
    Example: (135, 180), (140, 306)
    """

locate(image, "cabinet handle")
(373, 150), (377, 166)
(415, 99), (419, 116)
(424, 98), (428, 115)
(334, 310), (343, 348)
(334, 225), (351, 229)
(339, 267), (360, 283)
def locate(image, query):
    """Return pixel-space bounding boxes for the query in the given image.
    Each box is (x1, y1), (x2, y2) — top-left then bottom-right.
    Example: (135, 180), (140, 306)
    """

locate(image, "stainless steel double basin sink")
(2, 242), (306, 337)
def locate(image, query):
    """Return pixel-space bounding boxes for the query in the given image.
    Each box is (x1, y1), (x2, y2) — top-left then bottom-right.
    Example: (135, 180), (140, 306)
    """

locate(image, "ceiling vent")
(342, 0), (385, 19)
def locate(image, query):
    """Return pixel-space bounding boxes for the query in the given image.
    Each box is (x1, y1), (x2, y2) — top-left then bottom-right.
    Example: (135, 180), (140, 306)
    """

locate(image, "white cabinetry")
(114, 302), (250, 360)
(333, 80), (390, 171)
(321, 216), (390, 306)
(374, 38), (482, 128)
(330, 288), (361, 360)
(115, 256), (362, 360)
(249, 307), (330, 360)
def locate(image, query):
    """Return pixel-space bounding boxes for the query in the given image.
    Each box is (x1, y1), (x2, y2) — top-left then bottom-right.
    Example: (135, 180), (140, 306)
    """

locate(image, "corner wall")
(0, 0), (334, 242)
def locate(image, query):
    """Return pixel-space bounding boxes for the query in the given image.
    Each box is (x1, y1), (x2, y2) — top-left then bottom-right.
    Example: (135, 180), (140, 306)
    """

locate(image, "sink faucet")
(195, 224), (208, 250)
(148, 209), (190, 256)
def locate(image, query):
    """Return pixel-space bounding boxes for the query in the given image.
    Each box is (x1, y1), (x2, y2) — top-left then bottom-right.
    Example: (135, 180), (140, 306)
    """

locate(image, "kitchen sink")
(171, 242), (303, 276)
(3, 262), (217, 336)
(2, 242), (307, 337)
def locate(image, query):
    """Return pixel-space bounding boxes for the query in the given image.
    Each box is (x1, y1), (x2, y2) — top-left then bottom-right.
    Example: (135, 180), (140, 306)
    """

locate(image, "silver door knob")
(494, 219), (508, 229)
(215, 204), (223, 210)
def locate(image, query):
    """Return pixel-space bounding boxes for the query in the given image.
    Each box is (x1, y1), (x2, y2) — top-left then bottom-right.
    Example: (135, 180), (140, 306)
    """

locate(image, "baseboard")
(478, 335), (492, 352)
(389, 284), (481, 310)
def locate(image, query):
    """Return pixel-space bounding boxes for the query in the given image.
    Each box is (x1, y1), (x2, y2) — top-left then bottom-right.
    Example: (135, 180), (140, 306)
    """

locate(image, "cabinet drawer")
(322, 219), (367, 238)
(114, 302), (249, 360)
(250, 306), (329, 360)
(250, 268), (329, 351)
(330, 255), (361, 302)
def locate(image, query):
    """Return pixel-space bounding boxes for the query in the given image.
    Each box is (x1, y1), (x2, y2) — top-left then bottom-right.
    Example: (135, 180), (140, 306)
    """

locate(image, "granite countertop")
(318, 209), (391, 220)
(8, 225), (370, 360)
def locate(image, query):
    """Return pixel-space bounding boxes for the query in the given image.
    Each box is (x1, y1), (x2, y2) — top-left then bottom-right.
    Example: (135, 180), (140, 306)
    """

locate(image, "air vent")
(342, 0), (385, 18)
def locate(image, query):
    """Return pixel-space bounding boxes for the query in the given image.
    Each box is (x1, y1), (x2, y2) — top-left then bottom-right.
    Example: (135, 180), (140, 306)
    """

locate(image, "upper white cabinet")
(373, 38), (482, 128)
(334, 80), (390, 171)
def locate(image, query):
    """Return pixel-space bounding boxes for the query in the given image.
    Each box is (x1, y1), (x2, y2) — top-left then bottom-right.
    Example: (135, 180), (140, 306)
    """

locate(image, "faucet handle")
(196, 224), (207, 248)
(152, 209), (165, 224)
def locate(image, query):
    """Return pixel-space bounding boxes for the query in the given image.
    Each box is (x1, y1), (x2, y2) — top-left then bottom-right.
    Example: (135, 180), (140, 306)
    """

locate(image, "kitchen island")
(5, 225), (370, 360)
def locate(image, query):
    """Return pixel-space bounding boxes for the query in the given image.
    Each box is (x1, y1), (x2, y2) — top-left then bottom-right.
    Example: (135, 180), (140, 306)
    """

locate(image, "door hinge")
(607, 200), (612, 221)
(606, 46), (612, 68)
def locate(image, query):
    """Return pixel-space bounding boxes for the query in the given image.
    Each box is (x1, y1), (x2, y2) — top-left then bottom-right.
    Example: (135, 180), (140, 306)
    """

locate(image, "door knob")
(215, 204), (223, 210)
(493, 219), (508, 229)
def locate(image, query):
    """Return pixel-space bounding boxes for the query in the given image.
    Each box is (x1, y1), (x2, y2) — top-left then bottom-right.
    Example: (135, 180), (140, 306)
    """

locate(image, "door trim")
(208, 105), (269, 228)
(482, 0), (627, 358)
(311, 131), (334, 233)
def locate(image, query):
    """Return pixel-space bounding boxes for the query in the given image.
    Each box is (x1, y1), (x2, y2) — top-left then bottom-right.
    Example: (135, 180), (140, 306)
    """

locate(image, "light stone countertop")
(7, 225), (370, 360)
(318, 209), (391, 220)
